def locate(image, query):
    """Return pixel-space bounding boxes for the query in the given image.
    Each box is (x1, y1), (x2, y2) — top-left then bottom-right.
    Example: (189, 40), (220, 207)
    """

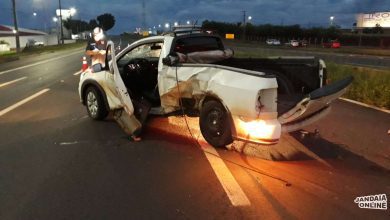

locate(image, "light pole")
(58, 0), (64, 44)
(330, 16), (334, 26)
(53, 17), (59, 44)
(11, 0), (20, 52)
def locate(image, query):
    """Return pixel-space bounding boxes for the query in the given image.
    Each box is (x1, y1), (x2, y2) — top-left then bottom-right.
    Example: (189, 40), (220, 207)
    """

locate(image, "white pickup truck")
(78, 31), (352, 147)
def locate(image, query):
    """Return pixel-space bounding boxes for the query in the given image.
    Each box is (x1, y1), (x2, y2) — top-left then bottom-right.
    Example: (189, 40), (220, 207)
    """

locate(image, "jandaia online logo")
(354, 194), (387, 210)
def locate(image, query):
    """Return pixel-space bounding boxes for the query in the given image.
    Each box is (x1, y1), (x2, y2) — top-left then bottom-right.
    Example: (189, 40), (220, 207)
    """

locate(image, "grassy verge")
(326, 63), (390, 109)
(234, 49), (390, 109)
(0, 41), (86, 61)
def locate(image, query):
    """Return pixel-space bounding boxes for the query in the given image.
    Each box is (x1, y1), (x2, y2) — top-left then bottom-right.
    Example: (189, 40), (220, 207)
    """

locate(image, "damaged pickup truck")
(78, 31), (353, 147)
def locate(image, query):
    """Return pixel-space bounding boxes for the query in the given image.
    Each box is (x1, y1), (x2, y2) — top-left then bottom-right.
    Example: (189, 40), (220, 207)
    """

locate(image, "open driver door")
(106, 41), (142, 136)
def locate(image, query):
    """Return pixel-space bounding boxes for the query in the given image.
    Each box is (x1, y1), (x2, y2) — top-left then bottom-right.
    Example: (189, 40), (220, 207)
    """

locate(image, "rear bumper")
(281, 106), (331, 133)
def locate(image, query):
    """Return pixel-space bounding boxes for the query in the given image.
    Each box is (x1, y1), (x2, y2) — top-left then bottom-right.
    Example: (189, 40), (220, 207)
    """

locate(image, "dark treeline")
(64, 13), (116, 34)
(202, 20), (342, 40)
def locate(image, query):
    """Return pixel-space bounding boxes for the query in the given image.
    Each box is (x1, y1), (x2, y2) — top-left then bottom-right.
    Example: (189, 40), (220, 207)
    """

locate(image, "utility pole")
(142, 0), (146, 31)
(11, 0), (20, 52)
(242, 10), (246, 41)
(58, 0), (64, 44)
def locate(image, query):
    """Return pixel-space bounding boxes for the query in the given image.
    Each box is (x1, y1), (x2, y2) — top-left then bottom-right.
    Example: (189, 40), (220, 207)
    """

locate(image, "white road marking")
(198, 140), (251, 206)
(0, 77), (27, 88)
(0, 50), (83, 75)
(73, 70), (82, 76)
(0, 88), (50, 117)
(339, 98), (390, 114)
(59, 141), (79, 146)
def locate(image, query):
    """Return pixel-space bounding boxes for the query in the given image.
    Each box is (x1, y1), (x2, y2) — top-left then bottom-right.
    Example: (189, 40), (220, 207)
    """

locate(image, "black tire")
(84, 86), (108, 120)
(200, 100), (233, 148)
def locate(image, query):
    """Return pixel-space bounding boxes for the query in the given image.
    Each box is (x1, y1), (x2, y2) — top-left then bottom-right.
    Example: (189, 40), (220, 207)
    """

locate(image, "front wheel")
(85, 86), (108, 120)
(200, 100), (233, 148)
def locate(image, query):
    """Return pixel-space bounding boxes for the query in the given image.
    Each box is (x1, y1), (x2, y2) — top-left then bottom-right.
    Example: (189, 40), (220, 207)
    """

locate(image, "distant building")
(0, 24), (61, 49)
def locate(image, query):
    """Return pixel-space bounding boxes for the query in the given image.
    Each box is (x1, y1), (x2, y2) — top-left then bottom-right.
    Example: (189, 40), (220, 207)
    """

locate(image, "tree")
(89, 19), (98, 29)
(64, 19), (90, 34)
(373, 24), (384, 34)
(97, 13), (115, 31)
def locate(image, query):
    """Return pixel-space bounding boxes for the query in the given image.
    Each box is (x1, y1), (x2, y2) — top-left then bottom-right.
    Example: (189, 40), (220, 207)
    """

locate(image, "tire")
(200, 100), (233, 148)
(85, 86), (108, 120)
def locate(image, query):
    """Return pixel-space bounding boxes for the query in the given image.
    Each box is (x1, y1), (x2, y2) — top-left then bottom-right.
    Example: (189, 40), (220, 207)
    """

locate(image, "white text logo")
(354, 194), (387, 210)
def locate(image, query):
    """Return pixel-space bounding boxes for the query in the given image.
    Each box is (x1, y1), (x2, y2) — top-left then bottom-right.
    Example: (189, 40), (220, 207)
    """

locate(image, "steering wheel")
(127, 58), (150, 76)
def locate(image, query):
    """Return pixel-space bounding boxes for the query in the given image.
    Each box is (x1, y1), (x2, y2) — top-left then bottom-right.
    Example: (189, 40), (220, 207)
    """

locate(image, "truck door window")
(118, 42), (163, 67)
(173, 37), (223, 54)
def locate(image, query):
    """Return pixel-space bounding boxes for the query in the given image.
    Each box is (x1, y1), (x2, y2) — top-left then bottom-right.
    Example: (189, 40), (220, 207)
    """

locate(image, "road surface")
(0, 48), (389, 219)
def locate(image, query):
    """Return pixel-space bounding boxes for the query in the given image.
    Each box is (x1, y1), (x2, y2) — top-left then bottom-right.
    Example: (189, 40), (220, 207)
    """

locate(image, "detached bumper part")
(279, 76), (353, 132)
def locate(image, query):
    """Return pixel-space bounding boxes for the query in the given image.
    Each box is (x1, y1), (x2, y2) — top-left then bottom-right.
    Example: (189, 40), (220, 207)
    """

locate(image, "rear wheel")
(85, 86), (108, 120)
(200, 100), (233, 148)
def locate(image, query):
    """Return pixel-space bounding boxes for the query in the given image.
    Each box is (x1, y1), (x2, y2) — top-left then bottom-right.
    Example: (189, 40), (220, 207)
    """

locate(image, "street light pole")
(11, 0), (20, 52)
(58, 0), (64, 44)
(242, 10), (247, 41)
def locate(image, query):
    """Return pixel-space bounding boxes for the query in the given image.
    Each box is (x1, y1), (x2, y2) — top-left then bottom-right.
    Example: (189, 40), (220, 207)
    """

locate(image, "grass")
(326, 63), (390, 109)
(233, 48), (390, 109)
(0, 41), (86, 62)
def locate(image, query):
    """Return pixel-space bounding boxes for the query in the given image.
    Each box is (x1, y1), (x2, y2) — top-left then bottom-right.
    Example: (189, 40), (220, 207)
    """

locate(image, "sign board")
(225, 33), (235, 39)
(356, 12), (390, 28)
(142, 31), (149, 37)
(56, 9), (72, 20)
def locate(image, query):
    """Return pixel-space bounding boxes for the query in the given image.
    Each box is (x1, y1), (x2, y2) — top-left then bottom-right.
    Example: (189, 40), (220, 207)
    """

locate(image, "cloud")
(1, 0), (389, 34)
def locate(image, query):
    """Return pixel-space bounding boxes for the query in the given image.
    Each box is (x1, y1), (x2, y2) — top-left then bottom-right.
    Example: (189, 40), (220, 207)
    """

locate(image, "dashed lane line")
(0, 77), (27, 88)
(198, 140), (251, 206)
(0, 50), (83, 75)
(73, 70), (82, 76)
(166, 116), (251, 206)
(0, 89), (50, 117)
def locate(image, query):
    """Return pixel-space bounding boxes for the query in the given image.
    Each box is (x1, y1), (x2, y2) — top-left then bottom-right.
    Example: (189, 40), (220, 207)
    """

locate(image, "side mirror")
(162, 55), (179, 66)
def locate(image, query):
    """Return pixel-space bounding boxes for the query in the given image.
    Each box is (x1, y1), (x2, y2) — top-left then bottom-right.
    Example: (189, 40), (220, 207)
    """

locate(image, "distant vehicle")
(323, 40), (341, 48)
(26, 39), (44, 47)
(299, 40), (308, 47)
(266, 39), (281, 45)
(289, 40), (299, 47)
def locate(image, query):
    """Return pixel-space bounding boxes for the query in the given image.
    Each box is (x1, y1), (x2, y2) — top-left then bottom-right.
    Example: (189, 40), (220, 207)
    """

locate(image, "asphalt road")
(0, 48), (389, 219)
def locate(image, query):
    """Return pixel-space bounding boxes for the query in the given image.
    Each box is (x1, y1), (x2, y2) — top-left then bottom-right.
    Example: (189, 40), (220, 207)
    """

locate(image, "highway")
(225, 43), (390, 69)
(0, 47), (389, 219)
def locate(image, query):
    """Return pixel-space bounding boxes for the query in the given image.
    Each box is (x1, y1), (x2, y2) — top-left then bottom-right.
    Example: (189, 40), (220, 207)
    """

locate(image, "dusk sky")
(1, 0), (389, 34)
